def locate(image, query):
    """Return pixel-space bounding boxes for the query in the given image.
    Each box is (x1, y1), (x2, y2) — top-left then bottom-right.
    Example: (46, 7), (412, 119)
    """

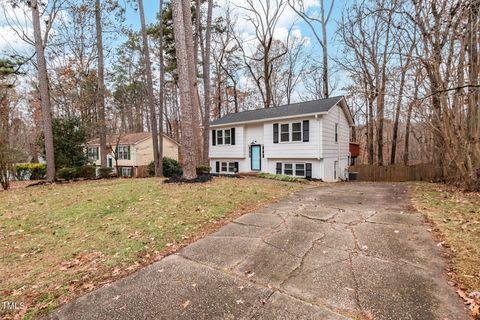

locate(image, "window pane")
(217, 130), (223, 145)
(292, 122), (302, 141)
(224, 130), (231, 144)
(295, 164), (305, 176)
(221, 162), (227, 172)
(280, 124), (289, 142)
(284, 163), (293, 175)
(228, 162), (235, 172)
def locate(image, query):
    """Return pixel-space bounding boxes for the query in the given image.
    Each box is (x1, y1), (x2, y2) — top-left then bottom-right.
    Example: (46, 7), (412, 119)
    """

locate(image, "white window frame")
(121, 167), (132, 177)
(282, 162), (306, 177)
(217, 129), (231, 145)
(87, 147), (99, 161)
(279, 122), (303, 143)
(117, 145), (129, 160)
(220, 161), (236, 173)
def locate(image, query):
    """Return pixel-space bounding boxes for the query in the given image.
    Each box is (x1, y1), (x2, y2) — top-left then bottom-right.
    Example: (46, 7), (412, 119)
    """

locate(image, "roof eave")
(210, 111), (328, 128)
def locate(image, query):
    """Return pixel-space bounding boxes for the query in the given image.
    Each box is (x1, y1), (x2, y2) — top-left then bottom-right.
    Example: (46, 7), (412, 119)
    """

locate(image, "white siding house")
(208, 96), (353, 181)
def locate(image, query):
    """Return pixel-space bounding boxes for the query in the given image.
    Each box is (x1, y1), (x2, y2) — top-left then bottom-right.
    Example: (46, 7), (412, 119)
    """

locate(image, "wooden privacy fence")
(349, 164), (443, 182)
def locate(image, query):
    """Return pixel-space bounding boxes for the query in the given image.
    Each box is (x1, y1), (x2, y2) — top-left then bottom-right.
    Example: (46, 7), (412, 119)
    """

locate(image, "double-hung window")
(224, 129), (231, 144)
(291, 122), (302, 141)
(217, 129), (231, 145)
(87, 147), (99, 161)
(280, 124), (289, 142)
(282, 163), (305, 177)
(284, 163), (293, 175)
(295, 164), (305, 176)
(217, 130), (223, 145)
(220, 161), (236, 173)
(280, 122), (302, 142)
(117, 146), (130, 160)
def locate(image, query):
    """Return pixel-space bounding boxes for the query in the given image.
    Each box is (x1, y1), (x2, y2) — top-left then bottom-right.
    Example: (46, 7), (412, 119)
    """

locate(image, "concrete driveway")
(48, 183), (468, 320)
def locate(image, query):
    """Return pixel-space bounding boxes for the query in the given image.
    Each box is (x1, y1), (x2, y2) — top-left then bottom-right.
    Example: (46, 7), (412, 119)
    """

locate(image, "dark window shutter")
(303, 120), (309, 142)
(306, 163), (312, 179)
(212, 130), (216, 146)
(127, 146), (131, 160)
(234, 161), (239, 172)
(231, 128), (235, 145)
(215, 161), (220, 173)
(96, 147), (99, 160)
(276, 162), (282, 174)
(249, 145), (252, 158)
(273, 123), (279, 143)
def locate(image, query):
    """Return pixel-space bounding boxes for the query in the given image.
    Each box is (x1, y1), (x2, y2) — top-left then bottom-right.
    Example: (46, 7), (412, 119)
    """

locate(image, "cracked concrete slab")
(352, 254), (467, 320)
(251, 291), (349, 320)
(47, 182), (468, 320)
(282, 255), (358, 311)
(212, 221), (268, 238)
(179, 236), (261, 269)
(47, 255), (271, 320)
(235, 243), (301, 286)
(234, 212), (284, 228)
(353, 222), (445, 269)
(263, 229), (323, 258)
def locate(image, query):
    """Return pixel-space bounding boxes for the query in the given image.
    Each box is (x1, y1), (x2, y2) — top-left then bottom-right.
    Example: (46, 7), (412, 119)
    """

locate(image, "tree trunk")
(320, 0), (329, 98)
(158, 0), (165, 176)
(390, 70), (406, 164)
(181, 0), (203, 164)
(202, 0), (213, 165)
(95, 0), (107, 168)
(172, 0), (198, 179)
(139, 0), (161, 176)
(31, 0), (55, 181)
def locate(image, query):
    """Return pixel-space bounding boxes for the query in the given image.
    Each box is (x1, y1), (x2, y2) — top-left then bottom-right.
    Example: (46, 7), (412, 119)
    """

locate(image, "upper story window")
(292, 122), (302, 141)
(280, 122), (302, 142)
(87, 147), (99, 161)
(217, 129), (231, 145)
(280, 124), (289, 142)
(335, 123), (339, 143)
(274, 120), (309, 143)
(116, 145), (130, 160)
(212, 128), (236, 146)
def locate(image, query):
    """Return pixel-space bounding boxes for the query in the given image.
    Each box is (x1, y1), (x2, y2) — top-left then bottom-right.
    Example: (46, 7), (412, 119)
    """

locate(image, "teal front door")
(251, 145), (261, 171)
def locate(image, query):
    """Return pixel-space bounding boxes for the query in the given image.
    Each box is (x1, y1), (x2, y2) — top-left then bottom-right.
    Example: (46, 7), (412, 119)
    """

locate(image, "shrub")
(258, 173), (308, 183)
(30, 163), (47, 180)
(196, 165), (211, 175)
(98, 167), (113, 179)
(57, 167), (76, 181)
(163, 157), (182, 177)
(15, 163), (46, 180)
(148, 158), (183, 177)
(76, 165), (96, 179)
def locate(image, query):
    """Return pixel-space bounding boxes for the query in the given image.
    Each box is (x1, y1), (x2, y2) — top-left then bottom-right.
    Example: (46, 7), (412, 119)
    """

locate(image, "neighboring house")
(209, 96), (353, 181)
(86, 132), (180, 177)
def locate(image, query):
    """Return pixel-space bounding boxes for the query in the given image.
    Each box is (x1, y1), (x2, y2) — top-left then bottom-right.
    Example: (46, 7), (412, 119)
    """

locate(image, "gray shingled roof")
(210, 96), (344, 126)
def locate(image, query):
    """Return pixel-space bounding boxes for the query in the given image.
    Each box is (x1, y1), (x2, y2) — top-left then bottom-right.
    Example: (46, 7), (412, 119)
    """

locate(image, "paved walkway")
(48, 183), (468, 320)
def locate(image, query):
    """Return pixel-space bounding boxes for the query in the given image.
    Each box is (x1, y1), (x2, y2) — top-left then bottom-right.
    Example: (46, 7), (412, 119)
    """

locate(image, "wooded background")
(0, 0), (479, 189)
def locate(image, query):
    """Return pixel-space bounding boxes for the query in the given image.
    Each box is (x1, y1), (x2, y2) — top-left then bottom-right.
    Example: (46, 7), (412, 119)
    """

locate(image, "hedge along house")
(209, 96), (354, 181)
(86, 132), (180, 177)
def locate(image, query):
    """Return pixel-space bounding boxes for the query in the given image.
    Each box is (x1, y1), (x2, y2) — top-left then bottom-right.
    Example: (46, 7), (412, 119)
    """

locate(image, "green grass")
(258, 172), (309, 183)
(0, 177), (303, 319)
(411, 182), (480, 293)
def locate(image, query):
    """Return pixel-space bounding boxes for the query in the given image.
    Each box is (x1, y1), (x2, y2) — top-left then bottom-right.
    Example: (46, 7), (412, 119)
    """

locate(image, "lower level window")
(283, 163), (305, 177)
(221, 162), (236, 173)
(284, 163), (293, 175)
(121, 167), (132, 177)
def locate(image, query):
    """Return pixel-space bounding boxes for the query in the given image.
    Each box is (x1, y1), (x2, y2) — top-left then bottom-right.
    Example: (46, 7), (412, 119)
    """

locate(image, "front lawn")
(411, 182), (480, 316)
(0, 177), (303, 319)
